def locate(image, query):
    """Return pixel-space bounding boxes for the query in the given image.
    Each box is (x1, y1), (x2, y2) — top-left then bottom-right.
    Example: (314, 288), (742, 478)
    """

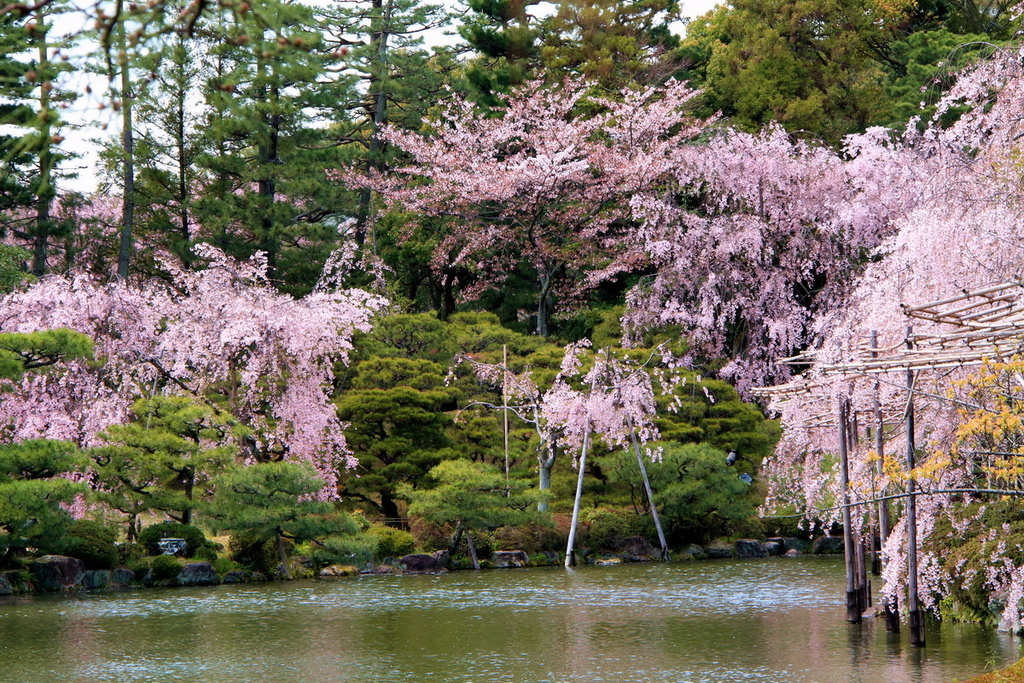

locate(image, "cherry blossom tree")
(0, 244), (385, 493)
(353, 77), (708, 336)
(759, 44), (1024, 631)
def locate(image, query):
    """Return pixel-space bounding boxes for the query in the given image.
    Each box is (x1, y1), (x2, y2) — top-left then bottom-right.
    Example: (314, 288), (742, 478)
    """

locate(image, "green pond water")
(0, 557), (1019, 683)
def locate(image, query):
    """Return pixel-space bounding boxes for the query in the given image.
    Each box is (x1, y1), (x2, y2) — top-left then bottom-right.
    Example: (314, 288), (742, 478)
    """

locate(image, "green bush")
(138, 522), (214, 557)
(212, 557), (239, 576)
(408, 518), (452, 553)
(367, 525), (416, 560)
(66, 519), (119, 569)
(307, 534), (376, 569)
(150, 554), (183, 582)
(490, 521), (563, 553)
(579, 507), (651, 551)
(117, 542), (146, 567)
(228, 532), (278, 573)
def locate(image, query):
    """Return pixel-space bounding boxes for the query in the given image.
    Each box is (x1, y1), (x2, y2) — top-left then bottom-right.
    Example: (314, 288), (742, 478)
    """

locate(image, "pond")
(0, 558), (1018, 683)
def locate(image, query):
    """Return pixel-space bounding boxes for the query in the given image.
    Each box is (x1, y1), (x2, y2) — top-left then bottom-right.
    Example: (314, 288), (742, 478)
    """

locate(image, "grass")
(962, 658), (1024, 683)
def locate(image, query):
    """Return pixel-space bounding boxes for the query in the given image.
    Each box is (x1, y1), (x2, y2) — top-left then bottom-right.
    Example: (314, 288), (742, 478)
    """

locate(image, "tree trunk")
(117, 22), (134, 281)
(31, 8), (53, 278)
(465, 529), (481, 570)
(448, 523), (464, 558)
(380, 490), (401, 526)
(276, 531), (291, 579)
(537, 450), (554, 513)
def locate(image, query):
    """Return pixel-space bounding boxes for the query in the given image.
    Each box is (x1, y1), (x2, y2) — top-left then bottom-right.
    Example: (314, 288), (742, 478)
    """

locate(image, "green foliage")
(208, 461), (360, 577)
(538, 0), (683, 93)
(578, 507), (654, 550)
(605, 442), (758, 544)
(367, 524), (416, 559)
(0, 328), (93, 381)
(306, 533), (376, 569)
(0, 245), (31, 293)
(90, 396), (237, 532)
(66, 519), (119, 570)
(149, 554), (183, 582)
(924, 499), (1024, 619)
(211, 556), (239, 576)
(405, 459), (542, 533)
(138, 521), (215, 558)
(489, 520), (563, 553)
(0, 439), (87, 567)
(336, 351), (459, 519)
(228, 532), (277, 573)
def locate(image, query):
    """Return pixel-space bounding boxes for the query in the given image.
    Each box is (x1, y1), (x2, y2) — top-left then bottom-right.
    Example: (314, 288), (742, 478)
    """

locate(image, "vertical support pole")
(839, 397), (862, 623)
(906, 327), (925, 647)
(502, 345), (510, 492)
(872, 330), (899, 632)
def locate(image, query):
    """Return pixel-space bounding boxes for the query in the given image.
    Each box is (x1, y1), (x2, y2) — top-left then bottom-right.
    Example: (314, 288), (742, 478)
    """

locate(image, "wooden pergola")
(755, 281), (1024, 647)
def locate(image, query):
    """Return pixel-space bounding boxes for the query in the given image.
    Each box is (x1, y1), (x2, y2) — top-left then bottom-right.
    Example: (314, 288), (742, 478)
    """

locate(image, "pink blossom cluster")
(0, 245), (385, 493)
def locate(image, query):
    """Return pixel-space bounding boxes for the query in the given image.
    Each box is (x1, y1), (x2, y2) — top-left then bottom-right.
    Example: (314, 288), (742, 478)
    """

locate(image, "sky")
(57, 0), (725, 193)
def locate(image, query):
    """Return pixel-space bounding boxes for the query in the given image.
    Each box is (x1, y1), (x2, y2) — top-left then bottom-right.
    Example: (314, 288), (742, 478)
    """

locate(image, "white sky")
(58, 0), (725, 193)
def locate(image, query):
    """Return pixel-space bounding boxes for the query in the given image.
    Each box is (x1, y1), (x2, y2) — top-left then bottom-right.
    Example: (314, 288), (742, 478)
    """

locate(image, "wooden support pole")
(906, 328), (925, 647)
(872, 330), (900, 632)
(839, 397), (862, 623)
(628, 414), (670, 561)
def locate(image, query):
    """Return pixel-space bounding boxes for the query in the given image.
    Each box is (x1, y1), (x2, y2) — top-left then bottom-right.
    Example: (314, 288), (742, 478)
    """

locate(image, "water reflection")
(0, 558), (1019, 683)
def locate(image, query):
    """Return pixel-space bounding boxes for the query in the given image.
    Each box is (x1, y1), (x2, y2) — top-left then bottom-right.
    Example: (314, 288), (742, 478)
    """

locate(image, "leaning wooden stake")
(628, 414), (669, 561)
(565, 353), (605, 568)
(839, 397), (862, 623)
(906, 328), (925, 647)
(565, 427), (592, 568)
(872, 332), (900, 632)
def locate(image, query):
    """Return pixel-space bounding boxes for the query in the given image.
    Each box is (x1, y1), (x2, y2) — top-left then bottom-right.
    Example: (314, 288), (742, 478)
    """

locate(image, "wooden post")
(628, 414), (669, 561)
(839, 397), (862, 623)
(466, 529), (481, 570)
(906, 327), (925, 647)
(502, 345), (510, 492)
(872, 330), (899, 631)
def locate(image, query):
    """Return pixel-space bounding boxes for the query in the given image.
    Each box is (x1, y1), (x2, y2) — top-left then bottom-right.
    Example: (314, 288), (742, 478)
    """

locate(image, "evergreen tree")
(0, 4), (76, 275)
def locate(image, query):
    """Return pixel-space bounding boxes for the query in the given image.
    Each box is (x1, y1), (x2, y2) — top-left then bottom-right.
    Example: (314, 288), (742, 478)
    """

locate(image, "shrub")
(117, 542), (146, 567)
(228, 532), (278, 573)
(408, 518), (452, 553)
(138, 521), (215, 557)
(212, 557), (239, 576)
(307, 534), (376, 569)
(66, 519), (119, 569)
(367, 525), (416, 560)
(490, 521), (563, 553)
(579, 507), (651, 551)
(150, 554), (183, 582)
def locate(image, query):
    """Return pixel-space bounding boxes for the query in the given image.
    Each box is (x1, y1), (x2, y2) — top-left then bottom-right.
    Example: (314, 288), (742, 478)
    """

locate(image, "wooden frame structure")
(755, 282), (1024, 647)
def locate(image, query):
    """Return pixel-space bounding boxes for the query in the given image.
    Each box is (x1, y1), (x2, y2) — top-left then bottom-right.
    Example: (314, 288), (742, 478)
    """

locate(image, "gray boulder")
(80, 570), (112, 590)
(176, 562), (219, 586)
(222, 570), (247, 584)
(783, 538), (812, 553)
(784, 548), (803, 557)
(399, 554), (446, 573)
(0, 575), (12, 596)
(813, 535), (846, 554)
(734, 539), (768, 558)
(30, 555), (85, 590)
(616, 536), (658, 562)
(705, 540), (736, 559)
(683, 544), (706, 560)
(762, 540), (784, 556)
(111, 568), (135, 586)
(492, 550), (529, 568)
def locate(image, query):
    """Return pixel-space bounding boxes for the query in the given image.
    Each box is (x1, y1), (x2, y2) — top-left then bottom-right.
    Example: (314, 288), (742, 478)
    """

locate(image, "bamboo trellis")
(754, 282), (1024, 646)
